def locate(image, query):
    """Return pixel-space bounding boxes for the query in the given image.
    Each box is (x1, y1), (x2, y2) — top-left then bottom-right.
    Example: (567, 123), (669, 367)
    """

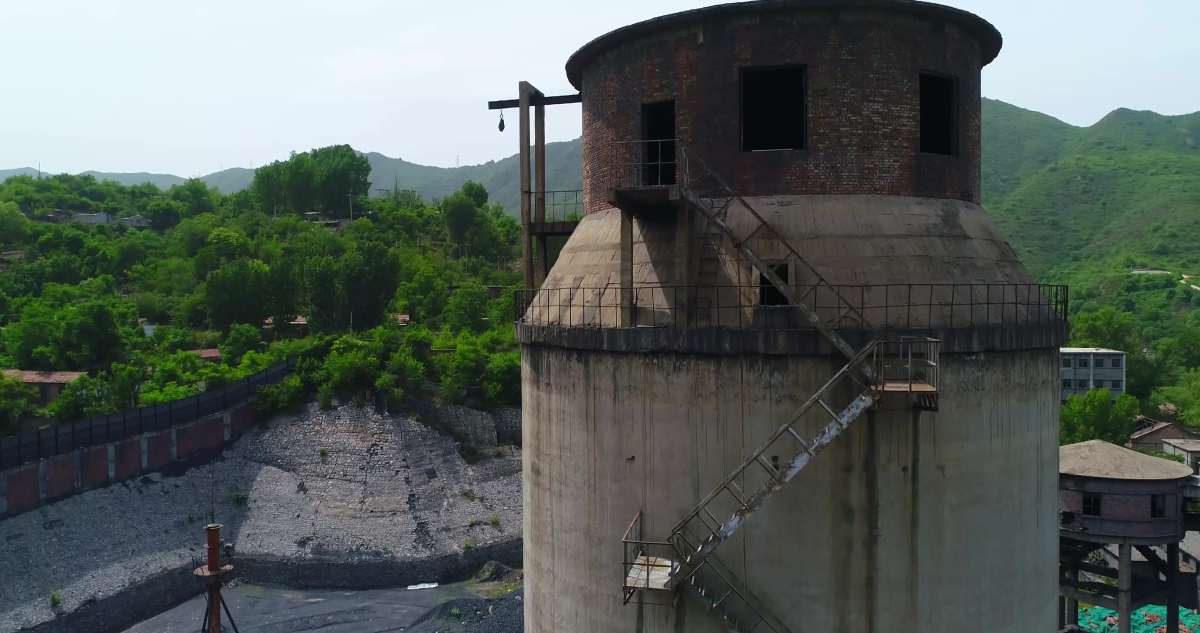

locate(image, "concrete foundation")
(522, 346), (1059, 633)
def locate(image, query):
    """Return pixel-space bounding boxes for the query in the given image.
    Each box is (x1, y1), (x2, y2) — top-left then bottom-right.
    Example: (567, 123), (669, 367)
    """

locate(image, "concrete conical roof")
(1060, 440), (1193, 481)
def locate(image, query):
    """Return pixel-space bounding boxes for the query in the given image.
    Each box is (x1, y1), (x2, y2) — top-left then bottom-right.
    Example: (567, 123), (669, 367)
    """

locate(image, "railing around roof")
(0, 359), (295, 471)
(516, 283), (1067, 331)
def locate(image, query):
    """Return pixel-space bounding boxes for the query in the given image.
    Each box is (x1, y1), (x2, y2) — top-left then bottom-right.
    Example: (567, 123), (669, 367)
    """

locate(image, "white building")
(1061, 347), (1127, 403)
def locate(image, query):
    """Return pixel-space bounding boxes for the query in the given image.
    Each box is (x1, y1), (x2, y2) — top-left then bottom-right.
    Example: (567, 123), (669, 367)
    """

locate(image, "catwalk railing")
(0, 359), (294, 470)
(516, 283), (1068, 331)
(530, 189), (584, 224)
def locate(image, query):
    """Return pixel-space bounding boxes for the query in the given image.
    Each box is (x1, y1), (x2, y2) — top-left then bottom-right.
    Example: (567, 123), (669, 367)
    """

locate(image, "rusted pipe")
(206, 524), (222, 633)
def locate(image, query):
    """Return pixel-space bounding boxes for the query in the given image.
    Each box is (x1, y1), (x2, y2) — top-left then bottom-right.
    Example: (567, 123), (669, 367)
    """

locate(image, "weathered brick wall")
(579, 5), (985, 212)
(1060, 476), (1185, 541)
(0, 400), (255, 519)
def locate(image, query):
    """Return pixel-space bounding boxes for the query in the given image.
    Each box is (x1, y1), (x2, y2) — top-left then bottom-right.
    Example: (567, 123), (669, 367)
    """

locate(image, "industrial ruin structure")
(496, 1), (1068, 631)
(1059, 441), (1198, 633)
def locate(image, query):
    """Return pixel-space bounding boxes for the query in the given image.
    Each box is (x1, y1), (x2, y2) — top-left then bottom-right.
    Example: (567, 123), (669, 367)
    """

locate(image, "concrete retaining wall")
(0, 401), (257, 520)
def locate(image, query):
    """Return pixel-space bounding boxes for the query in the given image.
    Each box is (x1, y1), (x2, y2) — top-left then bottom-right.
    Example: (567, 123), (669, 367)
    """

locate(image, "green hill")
(982, 99), (1200, 282)
(364, 138), (581, 211)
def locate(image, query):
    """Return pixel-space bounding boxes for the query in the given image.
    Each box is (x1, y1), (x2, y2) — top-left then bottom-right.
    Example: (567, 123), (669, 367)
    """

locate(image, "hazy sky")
(1, 1), (1196, 176)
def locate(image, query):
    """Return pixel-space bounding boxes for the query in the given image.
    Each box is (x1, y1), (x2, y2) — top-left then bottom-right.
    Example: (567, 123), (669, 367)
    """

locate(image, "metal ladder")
(661, 148), (884, 632)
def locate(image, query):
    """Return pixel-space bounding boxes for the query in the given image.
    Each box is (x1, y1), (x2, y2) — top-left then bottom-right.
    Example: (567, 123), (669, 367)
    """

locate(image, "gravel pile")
(0, 403), (522, 633)
(407, 588), (525, 633)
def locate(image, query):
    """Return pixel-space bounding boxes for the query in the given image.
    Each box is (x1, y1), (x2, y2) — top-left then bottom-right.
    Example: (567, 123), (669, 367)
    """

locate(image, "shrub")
(254, 374), (305, 419)
(482, 351), (520, 407)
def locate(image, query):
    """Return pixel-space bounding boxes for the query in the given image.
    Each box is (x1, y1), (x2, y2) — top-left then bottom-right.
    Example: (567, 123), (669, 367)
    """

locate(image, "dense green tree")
(169, 179), (218, 217)
(205, 259), (271, 330)
(0, 375), (37, 433)
(1154, 369), (1200, 429)
(1061, 389), (1140, 445)
(0, 201), (30, 246)
(444, 282), (490, 333)
(0, 160), (524, 429)
(221, 324), (262, 365)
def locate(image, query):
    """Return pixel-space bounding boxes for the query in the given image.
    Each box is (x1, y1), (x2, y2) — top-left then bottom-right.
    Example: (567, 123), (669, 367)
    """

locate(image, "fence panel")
(0, 360), (293, 471)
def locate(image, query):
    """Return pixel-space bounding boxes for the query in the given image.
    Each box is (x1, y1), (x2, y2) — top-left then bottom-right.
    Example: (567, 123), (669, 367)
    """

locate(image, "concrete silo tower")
(504, 2), (1069, 632)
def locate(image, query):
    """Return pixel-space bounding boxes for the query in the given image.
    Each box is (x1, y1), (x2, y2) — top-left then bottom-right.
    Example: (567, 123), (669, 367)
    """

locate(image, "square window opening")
(1082, 494), (1102, 517)
(920, 73), (957, 155)
(1112, 358), (1123, 368)
(759, 264), (790, 306)
(1151, 494), (1166, 518)
(641, 101), (676, 186)
(1078, 358), (1089, 368)
(1062, 380), (1072, 389)
(1062, 357), (1072, 368)
(742, 66), (805, 151)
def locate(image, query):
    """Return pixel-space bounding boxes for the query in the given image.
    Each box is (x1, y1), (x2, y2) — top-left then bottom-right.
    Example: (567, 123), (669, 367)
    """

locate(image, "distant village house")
(3, 370), (85, 406)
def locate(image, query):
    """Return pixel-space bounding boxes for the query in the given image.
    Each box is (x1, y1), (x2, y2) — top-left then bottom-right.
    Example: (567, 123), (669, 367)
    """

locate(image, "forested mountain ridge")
(0, 139), (583, 210)
(981, 98), (1200, 281)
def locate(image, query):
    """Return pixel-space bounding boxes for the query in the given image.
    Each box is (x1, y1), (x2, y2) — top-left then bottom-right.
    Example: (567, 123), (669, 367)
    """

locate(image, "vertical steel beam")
(1169, 542), (1180, 633)
(535, 100), (548, 285)
(674, 201), (691, 325)
(1118, 542), (1132, 633)
(518, 82), (535, 291)
(620, 210), (633, 327)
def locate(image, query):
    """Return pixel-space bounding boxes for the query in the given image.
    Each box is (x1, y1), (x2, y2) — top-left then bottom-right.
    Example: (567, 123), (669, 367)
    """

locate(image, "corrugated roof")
(1164, 438), (1200, 453)
(1060, 440), (1193, 480)
(190, 348), (222, 360)
(1130, 420), (1174, 441)
(3, 369), (86, 384)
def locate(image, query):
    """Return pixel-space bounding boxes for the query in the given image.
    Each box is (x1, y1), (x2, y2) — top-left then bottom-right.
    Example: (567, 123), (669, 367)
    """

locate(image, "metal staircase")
(619, 142), (939, 632)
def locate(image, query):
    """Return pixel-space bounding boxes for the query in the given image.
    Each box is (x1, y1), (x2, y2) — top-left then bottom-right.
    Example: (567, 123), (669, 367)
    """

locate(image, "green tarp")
(1078, 605), (1200, 633)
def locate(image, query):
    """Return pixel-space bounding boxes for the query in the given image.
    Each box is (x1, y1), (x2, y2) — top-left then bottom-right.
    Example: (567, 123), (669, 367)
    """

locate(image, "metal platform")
(624, 555), (677, 592)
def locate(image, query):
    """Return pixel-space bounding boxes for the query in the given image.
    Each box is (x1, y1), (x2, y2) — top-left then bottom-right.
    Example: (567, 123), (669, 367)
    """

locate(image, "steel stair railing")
(662, 145), (883, 633)
(678, 146), (872, 374)
(667, 341), (878, 578)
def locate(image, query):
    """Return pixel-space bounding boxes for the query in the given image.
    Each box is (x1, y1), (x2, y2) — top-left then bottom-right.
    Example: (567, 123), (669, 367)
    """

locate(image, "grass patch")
(49, 592), (62, 609)
(227, 492), (250, 507)
(488, 515), (500, 528)
(318, 448), (329, 461)
(462, 539), (476, 551)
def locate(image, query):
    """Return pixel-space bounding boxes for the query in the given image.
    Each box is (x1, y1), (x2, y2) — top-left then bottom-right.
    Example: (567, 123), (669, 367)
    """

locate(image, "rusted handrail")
(516, 283), (1068, 331)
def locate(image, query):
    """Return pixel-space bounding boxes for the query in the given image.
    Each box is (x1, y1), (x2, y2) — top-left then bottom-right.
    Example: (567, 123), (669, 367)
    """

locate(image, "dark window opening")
(1151, 494), (1167, 518)
(641, 101), (676, 186)
(1062, 380), (1072, 389)
(1082, 494), (1102, 517)
(759, 264), (790, 306)
(1078, 358), (1089, 368)
(741, 66), (805, 151)
(1112, 357), (1123, 368)
(1112, 380), (1123, 390)
(920, 73), (957, 155)
(1062, 357), (1072, 368)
